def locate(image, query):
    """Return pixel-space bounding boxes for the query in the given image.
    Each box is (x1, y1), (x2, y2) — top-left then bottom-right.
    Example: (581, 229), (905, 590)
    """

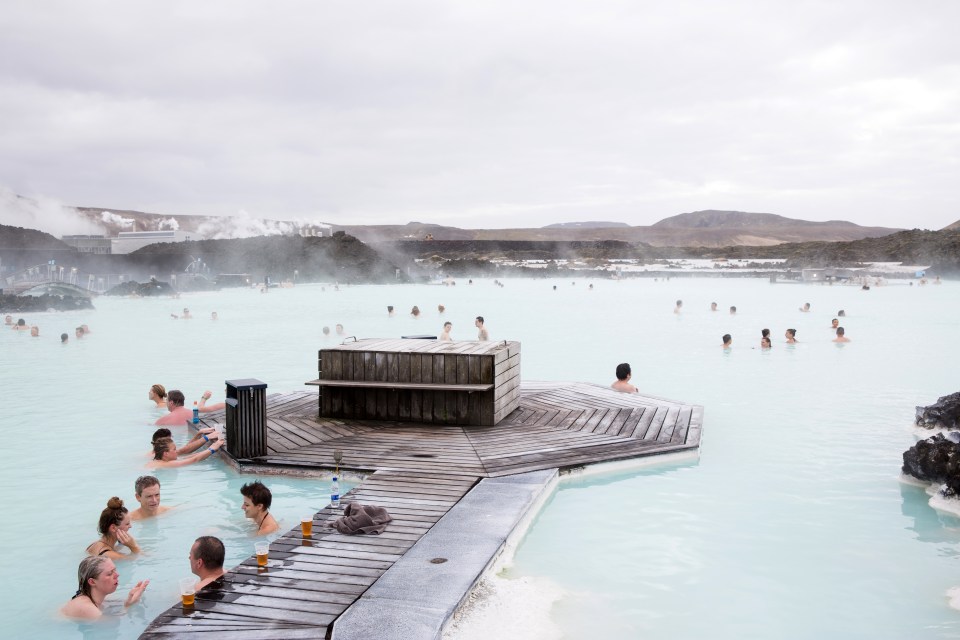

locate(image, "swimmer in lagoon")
(800, 302), (811, 312)
(211, 311), (218, 320)
(155, 390), (193, 426)
(322, 326), (330, 336)
(60, 556), (148, 620)
(148, 427), (217, 458)
(61, 333), (69, 343)
(611, 363), (639, 394)
(190, 536), (226, 591)
(838, 309), (846, 316)
(831, 318), (839, 330)
(761, 336), (772, 349)
(410, 306), (421, 318)
(130, 476), (171, 521)
(785, 328), (797, 344)
(335, 324), (345, 336)
(148, 384), (167, 409)
(3, 315), (11, 325)
(148, 436), (223, 468)
(711, 302), (718, 312)
(674, 300), (682, 314)
(833, 327), (850, 343)
(761, 328), (770, 340)
(475, 316), (489, 341)
(722, 334), (732, 349)
(438, 304), (445, 314)
(241, 481), (279, 536)
(30, 325), (39, 337)
(387, 306), (395, 317)
(440, 322), (453, 341)
(13, 318), (29, 331)
(76, 326), (84, 338)
(729, 306), (737, 315)
(86, 497), (141, 560)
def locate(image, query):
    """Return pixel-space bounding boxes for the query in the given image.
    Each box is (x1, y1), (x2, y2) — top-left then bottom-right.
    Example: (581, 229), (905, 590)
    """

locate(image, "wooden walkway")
(141, 470), (478, 639)
(141, 381), (701, 638)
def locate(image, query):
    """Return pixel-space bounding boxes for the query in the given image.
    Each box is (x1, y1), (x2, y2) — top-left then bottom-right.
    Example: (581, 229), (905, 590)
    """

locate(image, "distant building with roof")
(61, 235), (113, 254)
(112, 230), (194, 254)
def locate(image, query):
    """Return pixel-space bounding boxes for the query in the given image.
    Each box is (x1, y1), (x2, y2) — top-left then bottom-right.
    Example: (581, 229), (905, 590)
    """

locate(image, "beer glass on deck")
(255, 541), (269, 567)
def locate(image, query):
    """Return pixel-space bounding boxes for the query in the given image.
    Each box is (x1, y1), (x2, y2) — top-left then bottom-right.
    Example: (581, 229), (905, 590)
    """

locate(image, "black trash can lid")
(225, 378), (268, 389)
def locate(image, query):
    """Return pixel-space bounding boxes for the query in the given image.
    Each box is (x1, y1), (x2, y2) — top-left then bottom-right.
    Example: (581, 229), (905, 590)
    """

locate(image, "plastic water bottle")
(330, 476), (340, 509)
(192, 401), (200, 424)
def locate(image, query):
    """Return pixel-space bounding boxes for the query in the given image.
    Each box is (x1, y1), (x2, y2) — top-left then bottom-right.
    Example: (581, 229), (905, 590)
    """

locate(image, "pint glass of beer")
(301, 517), (313, 537)
(255, 541), (269, 567)
(179, 578), (196, 606)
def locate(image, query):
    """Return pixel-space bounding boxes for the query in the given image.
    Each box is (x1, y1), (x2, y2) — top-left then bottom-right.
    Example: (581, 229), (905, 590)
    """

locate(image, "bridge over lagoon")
(141, 339), (703, 640)
(2, 263), (124, 296)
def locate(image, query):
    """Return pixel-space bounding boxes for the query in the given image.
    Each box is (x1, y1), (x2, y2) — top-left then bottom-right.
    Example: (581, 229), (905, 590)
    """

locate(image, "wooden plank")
(307, 380), (493, 392)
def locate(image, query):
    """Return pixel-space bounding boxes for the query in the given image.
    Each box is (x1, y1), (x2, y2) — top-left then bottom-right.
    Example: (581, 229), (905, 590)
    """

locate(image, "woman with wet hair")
(86, 498), (141, 560)
(148, 384), (167, 409)
(760, 336), (772, 349)
(60, 556), (148, 620)
(785, 328), (798, 344)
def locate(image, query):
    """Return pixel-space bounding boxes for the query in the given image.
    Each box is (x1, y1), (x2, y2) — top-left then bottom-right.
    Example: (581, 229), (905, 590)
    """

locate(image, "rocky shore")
(0, 293), (94, 313)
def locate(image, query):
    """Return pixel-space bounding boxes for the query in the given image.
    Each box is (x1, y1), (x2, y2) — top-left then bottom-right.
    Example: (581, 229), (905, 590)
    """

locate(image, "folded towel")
(327, 502), (392, 535)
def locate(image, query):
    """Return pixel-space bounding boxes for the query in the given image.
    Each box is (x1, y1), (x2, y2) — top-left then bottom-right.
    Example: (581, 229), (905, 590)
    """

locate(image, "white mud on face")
(443, 574), (566, 640)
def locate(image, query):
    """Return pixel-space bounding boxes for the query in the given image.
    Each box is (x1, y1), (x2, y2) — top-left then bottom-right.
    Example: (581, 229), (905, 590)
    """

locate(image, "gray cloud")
(1, 0), (958, 230)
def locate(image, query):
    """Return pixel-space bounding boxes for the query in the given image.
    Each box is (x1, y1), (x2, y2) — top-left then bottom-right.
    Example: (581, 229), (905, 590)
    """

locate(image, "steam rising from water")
(0, 186), (100, 235)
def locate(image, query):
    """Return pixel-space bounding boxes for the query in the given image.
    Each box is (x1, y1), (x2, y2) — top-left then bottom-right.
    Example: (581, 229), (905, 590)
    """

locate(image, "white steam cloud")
(195, 210), (330, 240)
(100, 211), (134, 228)
(0, 186), (102, 236)
(158, 217), (180, 231)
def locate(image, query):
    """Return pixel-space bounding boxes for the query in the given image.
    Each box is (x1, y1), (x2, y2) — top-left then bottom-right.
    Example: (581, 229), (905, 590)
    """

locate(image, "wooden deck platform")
(140, 381), (701, 638)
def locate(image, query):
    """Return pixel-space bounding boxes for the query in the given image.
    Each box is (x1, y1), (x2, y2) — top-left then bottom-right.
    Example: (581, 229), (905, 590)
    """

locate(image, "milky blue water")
(1, 277), (956, 639)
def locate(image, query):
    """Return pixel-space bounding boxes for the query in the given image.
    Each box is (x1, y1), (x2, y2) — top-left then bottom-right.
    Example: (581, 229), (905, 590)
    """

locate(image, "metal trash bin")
(225, 378), (268, 459)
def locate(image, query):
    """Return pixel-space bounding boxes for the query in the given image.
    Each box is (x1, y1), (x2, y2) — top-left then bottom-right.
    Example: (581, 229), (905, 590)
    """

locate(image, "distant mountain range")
(542, 221), (631, 229)
(332, 210), (902, 247)
(18, 201), (915, 247)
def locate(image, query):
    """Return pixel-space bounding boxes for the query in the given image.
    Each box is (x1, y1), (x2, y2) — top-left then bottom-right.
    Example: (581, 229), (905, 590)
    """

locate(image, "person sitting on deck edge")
(611, 363), (639, 394)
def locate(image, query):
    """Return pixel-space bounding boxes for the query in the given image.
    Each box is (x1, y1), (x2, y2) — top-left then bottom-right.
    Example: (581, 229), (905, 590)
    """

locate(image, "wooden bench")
(305, 379), (493, 393)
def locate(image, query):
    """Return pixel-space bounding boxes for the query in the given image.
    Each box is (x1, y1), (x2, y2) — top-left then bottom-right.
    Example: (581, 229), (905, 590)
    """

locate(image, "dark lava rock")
(104, 279), (174, 296)
(915, 392), (960, 430)
(902, 433), (960, 497)
(0, 294), (94, 313)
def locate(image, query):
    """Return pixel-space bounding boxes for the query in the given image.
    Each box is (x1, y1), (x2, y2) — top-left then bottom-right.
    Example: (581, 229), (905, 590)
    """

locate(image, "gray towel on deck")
(328, 502), (392, 535)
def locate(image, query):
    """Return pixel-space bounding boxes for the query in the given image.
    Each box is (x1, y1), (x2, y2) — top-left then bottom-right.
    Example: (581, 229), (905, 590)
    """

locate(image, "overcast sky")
(1, 0), (958, 230)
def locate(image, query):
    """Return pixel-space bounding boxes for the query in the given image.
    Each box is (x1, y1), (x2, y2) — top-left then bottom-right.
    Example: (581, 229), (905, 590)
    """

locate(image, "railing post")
(225, 378), (268, 459)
